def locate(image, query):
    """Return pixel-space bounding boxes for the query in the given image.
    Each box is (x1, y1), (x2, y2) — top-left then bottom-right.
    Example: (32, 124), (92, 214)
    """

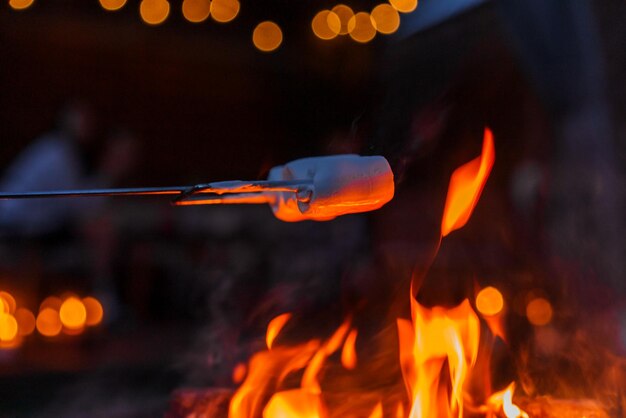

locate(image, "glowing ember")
(441, 128), (495, 237)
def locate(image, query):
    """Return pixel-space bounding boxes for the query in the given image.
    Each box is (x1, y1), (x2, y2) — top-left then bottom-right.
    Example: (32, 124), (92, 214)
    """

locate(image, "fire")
(441, 128), (494, 237)
(228, 128), (529, 418)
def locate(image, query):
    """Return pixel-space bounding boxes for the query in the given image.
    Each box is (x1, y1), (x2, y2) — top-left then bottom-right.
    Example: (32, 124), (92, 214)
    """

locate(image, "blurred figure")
(0, 101), (135, 238)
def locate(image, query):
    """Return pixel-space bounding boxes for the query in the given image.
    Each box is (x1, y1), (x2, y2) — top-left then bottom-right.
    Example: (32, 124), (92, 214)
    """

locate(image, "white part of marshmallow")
(268, 155), (394, 222)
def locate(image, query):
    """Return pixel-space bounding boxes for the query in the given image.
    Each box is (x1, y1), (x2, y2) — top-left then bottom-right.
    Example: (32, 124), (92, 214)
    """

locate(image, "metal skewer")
(0, 179), (313, 205)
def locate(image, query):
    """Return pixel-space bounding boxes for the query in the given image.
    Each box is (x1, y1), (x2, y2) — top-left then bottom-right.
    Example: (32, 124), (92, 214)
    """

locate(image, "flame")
(341, 328), (358, 370)
(267, 313), (292, 350)
(441, 128), (495, 237)
(485, 383), (529, 418)
(367, 401), (383, 418)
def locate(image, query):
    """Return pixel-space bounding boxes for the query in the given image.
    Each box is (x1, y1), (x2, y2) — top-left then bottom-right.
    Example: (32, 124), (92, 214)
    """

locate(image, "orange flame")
(441, 128), (495, 237)
(485, 383), (529, 418)
(266, 313), (292, 350)
(341, 328), (358, 370)
(367, 401), (383, 418)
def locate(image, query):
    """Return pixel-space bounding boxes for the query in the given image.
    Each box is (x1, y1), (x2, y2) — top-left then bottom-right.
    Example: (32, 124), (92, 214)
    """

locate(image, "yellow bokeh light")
(140, 0), (170, 26)
(526, 297), (553, 326)
(9, 0), (34, 10)
(0, 313), (18, 342)
(331, 5), (355, 35)
(253, 21), (283, 52)
(99, 0), (127, 11)
(0, 292), (16, 314)
(37, 308), (62, 337)
(210, 0), (240, 23)
(348, 12), (376, 43)
(312, 10), (341, 40)
(476, 286), (504, 317)
(182, 0), (210, 23)
(388, 0), (418, 14)
(15, 308), (36, 336)
(83, 297), (104, 326)
(371, 4), (400, 35)
(59, 297), (87, 330)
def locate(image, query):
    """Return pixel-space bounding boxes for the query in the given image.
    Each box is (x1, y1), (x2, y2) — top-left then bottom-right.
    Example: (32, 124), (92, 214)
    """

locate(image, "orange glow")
(233, 362), (247, 384)
(182, 0), (211, 23)
(36, 308), (62, 337)
(263, 390), (326, 418)
(210, 0), (240, 23)
(0, 291), (16, 314)
(266, 313), (292, 350)
(15, 308), (36, 336)
(389, 0), (418, 14)
(526, 297), (553, 326)
(331, 5), (355, 35)
(441, 128), (495, 237)
(311, 10), (341, 40)
(40, 296), (62, 311)
(0, 313), (18, 341)
(370, 4), (400, 35)
(486, 383), (529, 418)
(368, 401), (383, 418)
(253, 21), (283, 52)
(340, 328), (358, 370)
(395, 402), (405, 418)
(83, 297), (104, 326)
(99, 0), (127, 11)
(348, 12), (377, 43)
(139, 0), (170, 25)
(9, 0), (34, 10)
(59, 297), (87, 330)
(476, 286), (504, 316)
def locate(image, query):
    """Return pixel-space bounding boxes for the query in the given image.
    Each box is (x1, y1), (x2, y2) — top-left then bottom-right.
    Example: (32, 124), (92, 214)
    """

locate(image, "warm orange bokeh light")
(526, 297), (553, 326)
(253, 21), (283, 52)
(389, 0), (418, 14)
(266, 312), (292, 350)
(40, 295), (62, 312)
(182, 0), (211, 23)
(0, 291), (16, 314)
(140, 0), (170, 25)
(348, 12), (377, 43)
(331, 4), (355, 35)
(0, 313), (18, 341)
(476, 286), (504, 316)
(210, 0), (240, 23)
(99, 0), (127, 11)
(341, 328), (358, 370)
(36, 308), (62, 337)
(9, 0), (34, 10)
(441, 128), (495, 237)
(83, 297), (104, 326)
(371, 4), (400, 35)
(15, 307), (36, 336)
(59, 297), (87, 330)
(311, 10), (341, 40)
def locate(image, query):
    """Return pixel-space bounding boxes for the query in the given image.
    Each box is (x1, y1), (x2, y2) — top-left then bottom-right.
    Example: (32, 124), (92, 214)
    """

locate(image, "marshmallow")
(268, 155), (394, 222)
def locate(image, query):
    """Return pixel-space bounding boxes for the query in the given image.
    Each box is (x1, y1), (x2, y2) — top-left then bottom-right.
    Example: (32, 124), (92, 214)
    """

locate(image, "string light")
(312, 10), (341, 40)
(331, 5), (355, 35)
(210, 0), (240, 23)
(253, 21), (283, 52)
(388, 0), (418, 14)
(182, 0), (211, 23)
(371, 3), (400, 35)
(348, 12), (376, 43)
(99, 0), (127, 11)
(140, 0), (170, 26)
(8, 0), (34, 10)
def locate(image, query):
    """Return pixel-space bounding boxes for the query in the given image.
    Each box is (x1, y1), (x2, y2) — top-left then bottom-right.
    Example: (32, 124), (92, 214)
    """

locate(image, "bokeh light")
(331, 5), (355, 35)
(371, 4), (400, 35)
(0, 291), (16, 314)
(388, 0), (418, 14)
(15, 308), (36, 336)
(36, 308), (62, 337)
(253, 21), (283, 52)
(348, 12), (376, 43)
(40, 296), (62, 312)
(526, 297), (553, 326)
(59, 297), (87, 330)
(99, 0), (127, 11)
(311, 10), (341, 40)
(9, 0), (34, 10)
(0, 313), (18, 342)
(140, 0), (170, 25)
(83, 297), (104, 326)
(476, 286), (504, 316)
(182, 0), (211, 23)
(210, 0), (240, 23)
